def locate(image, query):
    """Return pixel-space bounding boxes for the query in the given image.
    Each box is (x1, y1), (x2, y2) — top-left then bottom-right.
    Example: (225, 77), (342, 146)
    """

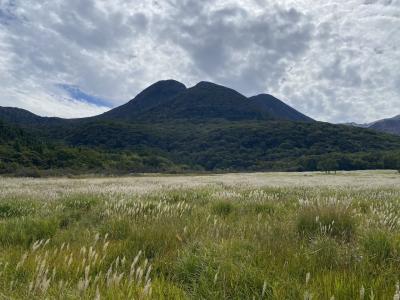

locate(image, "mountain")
(1, 79), (400, 175)
(0, 120), (29, 143)
(0, 107), (64, 126)
(369, 115), (400, 135)
(0, 80), (310, 125)
(98, 79), (187, 120)
(99, 80), (274, 122)
(139, 81), (272, 121)
(250, 94), (313, 122)
(344, 122), (370, 128)
(346, 115), (400, 136)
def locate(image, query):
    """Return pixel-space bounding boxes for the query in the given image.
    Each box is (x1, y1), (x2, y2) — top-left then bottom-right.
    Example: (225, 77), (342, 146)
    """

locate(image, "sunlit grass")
(0, 171), (400, 298)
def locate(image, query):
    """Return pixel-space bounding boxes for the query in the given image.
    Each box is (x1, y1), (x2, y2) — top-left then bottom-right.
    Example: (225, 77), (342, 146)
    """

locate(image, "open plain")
(1, 171), (400, 299)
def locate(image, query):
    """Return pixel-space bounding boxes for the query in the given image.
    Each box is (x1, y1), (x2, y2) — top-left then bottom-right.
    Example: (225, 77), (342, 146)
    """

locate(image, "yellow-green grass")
(0, 171), (400, 299)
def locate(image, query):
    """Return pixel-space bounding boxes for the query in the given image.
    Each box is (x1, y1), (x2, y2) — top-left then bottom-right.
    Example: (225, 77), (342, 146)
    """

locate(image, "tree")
(13, 141), (22, 152)
(299, 157), (318, 171)
(318, 157), (339, 174)
(383, 154), (399, 170)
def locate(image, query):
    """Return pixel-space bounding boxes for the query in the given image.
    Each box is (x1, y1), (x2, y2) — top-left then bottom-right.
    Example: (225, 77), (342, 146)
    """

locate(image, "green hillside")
(1, 80), (400, 175)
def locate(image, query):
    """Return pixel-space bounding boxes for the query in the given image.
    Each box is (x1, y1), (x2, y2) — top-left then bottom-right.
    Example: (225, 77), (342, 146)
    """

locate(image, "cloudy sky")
(0, 0), (399, 123)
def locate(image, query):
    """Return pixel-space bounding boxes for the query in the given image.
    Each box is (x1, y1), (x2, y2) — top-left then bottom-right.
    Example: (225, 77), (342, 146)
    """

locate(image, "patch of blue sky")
(58, 84), (112, 108)
(0, 0), (18, 25)
(0, 10), (15, 25)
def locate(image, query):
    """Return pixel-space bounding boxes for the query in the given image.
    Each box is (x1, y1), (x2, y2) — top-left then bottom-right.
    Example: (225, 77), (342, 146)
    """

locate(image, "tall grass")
(0, 171), (399, 298)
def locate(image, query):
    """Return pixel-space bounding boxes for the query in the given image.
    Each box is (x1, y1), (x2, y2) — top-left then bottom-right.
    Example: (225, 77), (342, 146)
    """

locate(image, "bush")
(246, 203), (275, 215)
(212, 201), (234, 217)
(101, 218), (132, 240)
(174, 244), (272, 299)
(63, 195), (100, 211)
(297, 205), (356, 241)
(0, 217), (59, 246)
(362, 231), (394, 264)
(0, 201), (34, 218)
(14, 167), (42, 178)
(309, 237), (339, 269)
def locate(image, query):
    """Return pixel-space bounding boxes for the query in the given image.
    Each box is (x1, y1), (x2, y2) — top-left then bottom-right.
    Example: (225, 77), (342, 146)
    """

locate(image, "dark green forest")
(1, 119), (400, 176)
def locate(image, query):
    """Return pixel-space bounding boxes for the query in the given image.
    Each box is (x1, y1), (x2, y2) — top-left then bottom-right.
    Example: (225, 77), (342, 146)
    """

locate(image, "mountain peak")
(0, 106), (63, 125)
(98, 79), (187, 120)
(190, 81), (248, 100)
(193, 81), (238, 92)
(250, 94), (314, 122)
(194, 81), (220, 88)
(139, 80), (272, 121)
(97, 80), (314, 122)
(253, 93), (273, 97)
(146, 79), (186, 91)
(368, 114), (400, 135)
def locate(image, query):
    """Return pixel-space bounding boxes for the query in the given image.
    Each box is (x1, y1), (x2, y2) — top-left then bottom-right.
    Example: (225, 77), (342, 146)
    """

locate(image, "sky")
(0, 0), (399, 123)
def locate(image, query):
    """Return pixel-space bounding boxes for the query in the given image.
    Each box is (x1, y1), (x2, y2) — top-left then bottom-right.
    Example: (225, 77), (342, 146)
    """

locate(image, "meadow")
(1, 171), (400, 299)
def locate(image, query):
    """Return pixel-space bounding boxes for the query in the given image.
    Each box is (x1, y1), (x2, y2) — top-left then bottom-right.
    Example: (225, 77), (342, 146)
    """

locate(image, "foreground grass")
(0, 171), (400, 299)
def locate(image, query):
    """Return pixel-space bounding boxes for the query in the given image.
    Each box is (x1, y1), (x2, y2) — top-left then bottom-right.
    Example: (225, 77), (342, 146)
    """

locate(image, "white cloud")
(0, 0), (399, 122)
(272, 0), (400, 122)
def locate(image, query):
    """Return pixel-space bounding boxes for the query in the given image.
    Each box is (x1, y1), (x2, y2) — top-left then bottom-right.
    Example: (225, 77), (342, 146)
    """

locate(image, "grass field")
(1, 171), (400, 299)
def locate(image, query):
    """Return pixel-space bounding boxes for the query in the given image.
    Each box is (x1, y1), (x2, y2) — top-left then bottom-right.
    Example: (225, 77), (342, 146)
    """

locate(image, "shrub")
(174, 246), (209, 286)
(64, 195), (99, 211)
(151, 279), (188, 299)
(297, 205), (356, 241)
(0, 201), (34, 218)
(249, 203), (275, 215)
(14, 167), (42, 178)
(174, 244), (272, 299)
(101, 218), (132, 240)
(0, 203), (18, 218)
(212, 201), (234, 217)
(309, 236), (339, 269)
(0, 217), (59, 246)
(362, 231), (394, 264)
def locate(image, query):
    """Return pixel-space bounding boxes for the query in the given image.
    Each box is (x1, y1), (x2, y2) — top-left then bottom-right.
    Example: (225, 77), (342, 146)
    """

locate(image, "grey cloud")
(364, 0), (395, 5)
(129, 13), (148, 31)
(0, 0), (399, 122)
(48, 1), (136, 50)
(272, 0), (400, 123)
(319, 55), (362, 88)
(0, 0), (17, 25)
(0, 0), (149, 106)
(154, 1), (314, 95)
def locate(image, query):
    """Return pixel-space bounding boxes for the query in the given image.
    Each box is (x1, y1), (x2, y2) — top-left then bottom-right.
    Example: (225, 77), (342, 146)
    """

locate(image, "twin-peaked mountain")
(0, 80), (313, 125)
(0, 80), (399, 175)
(98, 80), (313, 122)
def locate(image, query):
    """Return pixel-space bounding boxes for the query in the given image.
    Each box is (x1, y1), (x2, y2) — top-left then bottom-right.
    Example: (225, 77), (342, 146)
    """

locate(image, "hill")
(0, 107), (64, 126)
(0, 80), (311, 125)
(99, 80), (274, 122)
(346, 115), (400, 136)
(250, 94), (313, 122)
(136, 81), (271, 121)
(0, 119), (179, 176)
(1, 80), (400, 175)
(98, 79), (187, 121)
(369, 115), (400, 135)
